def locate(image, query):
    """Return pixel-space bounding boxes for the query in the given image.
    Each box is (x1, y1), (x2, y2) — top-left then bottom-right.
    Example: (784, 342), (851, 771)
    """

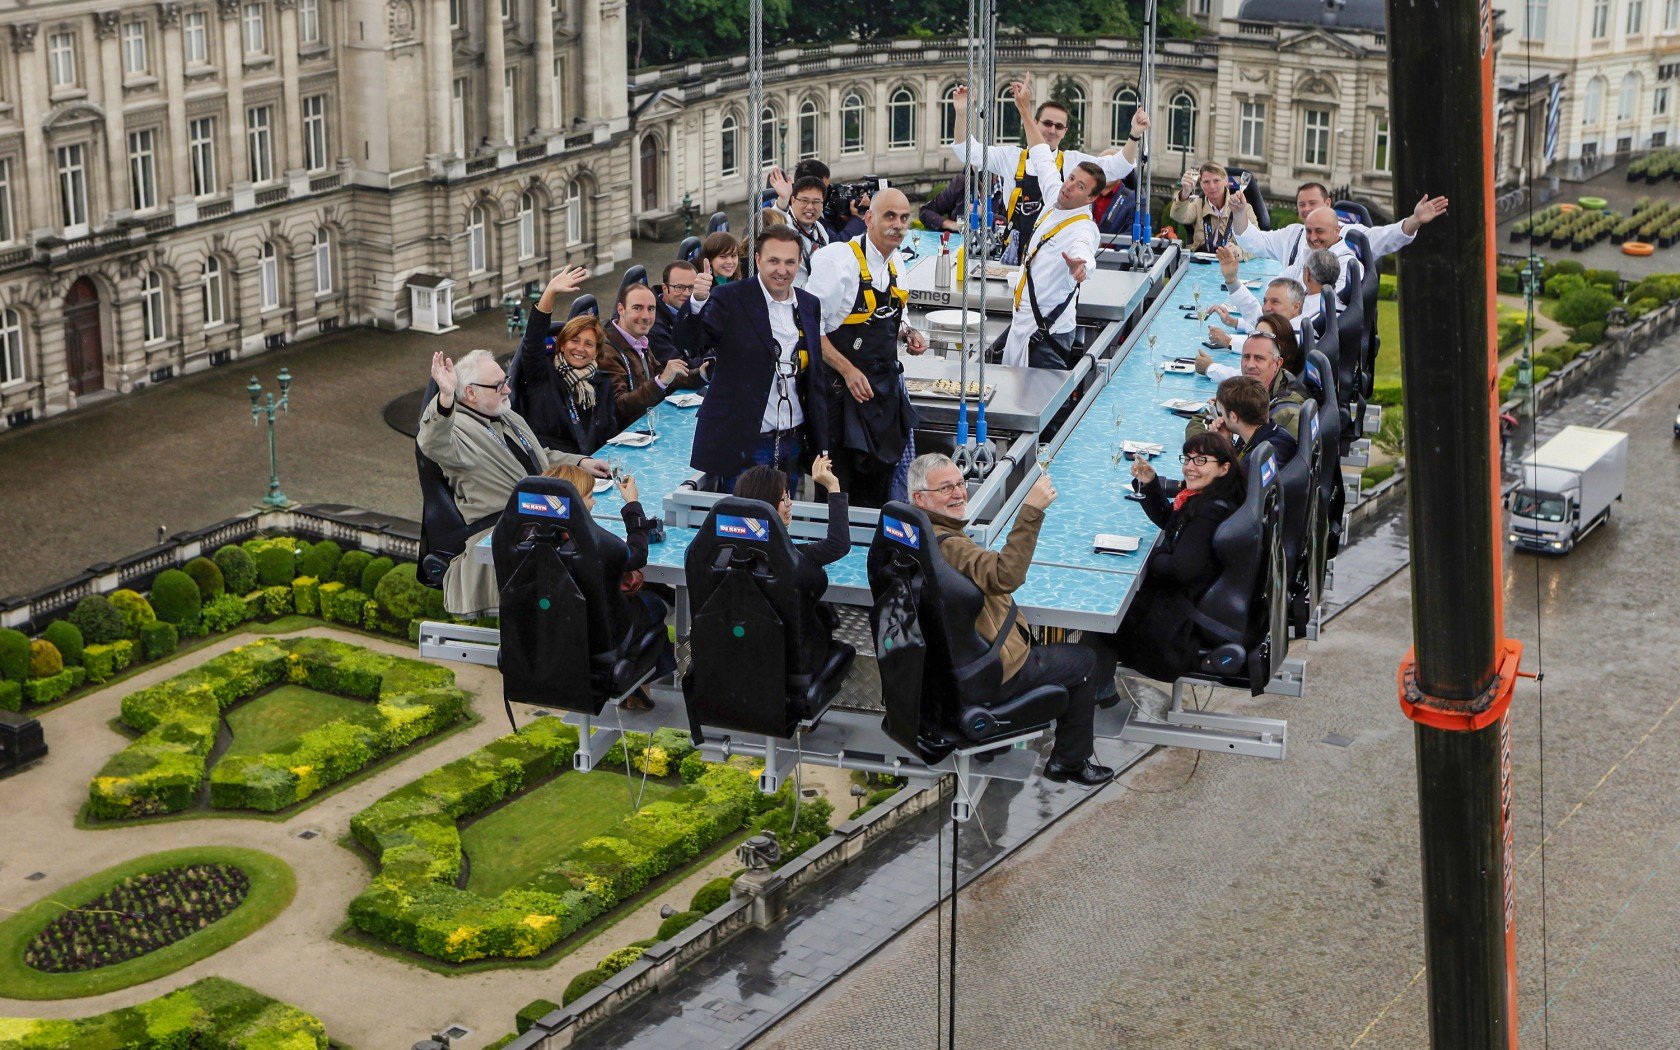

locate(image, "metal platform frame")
(1118, 678), (1289, 760)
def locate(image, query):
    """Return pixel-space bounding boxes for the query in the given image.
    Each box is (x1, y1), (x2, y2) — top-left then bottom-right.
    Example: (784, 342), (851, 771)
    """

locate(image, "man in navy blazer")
(676, 226), (831, 493)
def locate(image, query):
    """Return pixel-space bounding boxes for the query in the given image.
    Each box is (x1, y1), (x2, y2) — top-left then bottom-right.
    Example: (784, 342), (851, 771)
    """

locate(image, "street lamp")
(503, 293), (526, 338)
(680, 192), (697, 237)
(1515, 252), (1544, 398)
(247, 367), (292, 509)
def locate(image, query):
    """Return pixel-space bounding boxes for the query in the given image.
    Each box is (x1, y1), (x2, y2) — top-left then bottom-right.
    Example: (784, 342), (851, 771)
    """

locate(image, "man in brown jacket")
(599, 282), (705, 429)
(908, 453), (1111, 786)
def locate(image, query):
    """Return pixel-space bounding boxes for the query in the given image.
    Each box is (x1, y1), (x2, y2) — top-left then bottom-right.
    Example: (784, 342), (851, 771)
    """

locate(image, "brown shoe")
(621, 689), (654, 712)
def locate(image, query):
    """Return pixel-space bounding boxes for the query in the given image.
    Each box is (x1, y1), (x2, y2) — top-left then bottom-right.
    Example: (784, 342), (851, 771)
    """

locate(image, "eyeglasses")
(666, 283), (694, 292)
(1178, 454), (1219, 467)
(1039, 119), (1068, 131)
(470, 379), (510, 392)
(917, 481), (965, 497)
(792, 196), (825, 207)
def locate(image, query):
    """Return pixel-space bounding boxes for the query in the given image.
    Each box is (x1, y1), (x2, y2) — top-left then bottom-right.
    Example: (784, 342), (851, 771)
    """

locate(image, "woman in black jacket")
(1095, 431), (1246, 685)
(516, 267), (620, 455)
(733, 454), (850, 629)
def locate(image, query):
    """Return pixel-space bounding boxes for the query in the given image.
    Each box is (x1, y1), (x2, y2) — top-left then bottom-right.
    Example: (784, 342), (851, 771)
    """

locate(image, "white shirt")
(949, 138), (1134, 217)
(1224, 282), (1316, 331)
(805, 234), (908, 336)
(1232, 219), (1415, 294)
(778, 210), (831, 288)
(1001, 144), (1100, 367)
(758, 277), (805, 433)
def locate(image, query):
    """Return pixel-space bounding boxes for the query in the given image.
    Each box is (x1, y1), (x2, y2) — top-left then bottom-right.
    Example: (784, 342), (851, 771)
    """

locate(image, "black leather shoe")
(1095, 689), (1122, 710)
(1043, 758), (1115, 786)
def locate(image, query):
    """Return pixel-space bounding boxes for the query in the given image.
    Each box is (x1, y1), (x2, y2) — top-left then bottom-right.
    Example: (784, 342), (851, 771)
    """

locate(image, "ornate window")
(888, 87), (917, 150)
(517, 192), (536, 260)
(0, 308), (23, 383)
(1167, 91), (1197, 151)
(202, 258), (225, 328)
(1301, 107), (1332, 167)
(720, 112), (739, 177)
(1110, 87), (1139, 145)
(798, 99), (820, 160)
(467, 206), (487, 272)
(841, 92), (865, 155)
(313, 230), (333, 295)
(142, 272), (167, 343)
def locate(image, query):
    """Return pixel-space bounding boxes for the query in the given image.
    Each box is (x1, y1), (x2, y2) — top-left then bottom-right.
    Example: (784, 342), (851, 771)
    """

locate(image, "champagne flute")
(1036, 441), (1053, 471)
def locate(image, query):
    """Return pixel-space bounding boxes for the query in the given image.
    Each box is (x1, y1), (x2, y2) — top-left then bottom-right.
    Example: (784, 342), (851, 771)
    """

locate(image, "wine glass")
(1192, 287), (1203, 313)
(1036, 441), (1053, 471)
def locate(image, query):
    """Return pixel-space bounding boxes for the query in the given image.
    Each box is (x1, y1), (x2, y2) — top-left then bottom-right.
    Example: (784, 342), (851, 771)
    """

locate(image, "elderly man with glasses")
(948, 83), (1150, 265)
(418, 348), (609, 617)
(905, 453), (1113, 786)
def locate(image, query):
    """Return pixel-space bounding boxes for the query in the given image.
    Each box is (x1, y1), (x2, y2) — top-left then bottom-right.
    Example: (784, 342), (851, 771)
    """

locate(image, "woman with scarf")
(1092, 431), (1246, 685)
(1169, 163), (1258, 254)
(516, 267), (620, 455)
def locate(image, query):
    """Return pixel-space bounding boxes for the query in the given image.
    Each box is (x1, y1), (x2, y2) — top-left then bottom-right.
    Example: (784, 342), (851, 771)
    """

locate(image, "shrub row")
(87, 637), (467, 820)
(0, 976), (327, 1049)
(347, 723), (760, 964)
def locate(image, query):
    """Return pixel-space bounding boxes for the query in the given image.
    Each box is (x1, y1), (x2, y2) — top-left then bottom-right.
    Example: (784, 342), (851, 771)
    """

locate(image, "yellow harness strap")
(1005, 149), (1065, 223)
(1013, 213), (1097, 310)
(841, 239), (909, 325)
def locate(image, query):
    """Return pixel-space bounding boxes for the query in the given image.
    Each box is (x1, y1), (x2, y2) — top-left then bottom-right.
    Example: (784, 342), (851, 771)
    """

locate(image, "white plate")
(667, 393), (704, 408)
(607, 431), (657, 448)
(1191, 252), (1220, 263)
(1162, 398), (1209, 413)
(593, 477), (613, 494)
(925, 309), (983, 330)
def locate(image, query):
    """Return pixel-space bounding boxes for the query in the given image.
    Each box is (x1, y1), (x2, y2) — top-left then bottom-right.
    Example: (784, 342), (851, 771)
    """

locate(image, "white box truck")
(1509, 425), (1628, 554)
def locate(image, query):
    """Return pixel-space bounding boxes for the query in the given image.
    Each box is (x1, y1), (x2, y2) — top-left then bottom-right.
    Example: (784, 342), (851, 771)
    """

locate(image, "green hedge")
(183, 555), (227, 600)
(319, 583), (370, 627)
(109, 590), (157, 636)
(296, 540), (342, 582)
(0, 628), (29, 681)
(336, 550), (373, 587)
(1555, 286), (1618, 328)
(1378, 273), (1398, 300)
(0, 976), (327, 1049)
(41, 620), (84, 667)
(138, 621), (179, 662)
(82, 640), (136, 684)
(1573, 321), (1607, 346)
(22, 668), (79, 706)
(690, 876), (735, 915)
(87, 637), (467, 820)
(361, 555), (396, 595)
(213, 545), (259, 596)
(563, 967), (611, 1005)
(149, 569), (203, 628)
(516, 998), (561, 1034)
(0, 680), (20, 712)
(201, 593), (251, 633)
(69, 595), (129, 646)
(255, 545), (297, 588)
(657, 909), (704, 941)
(347, 725), (759, 963)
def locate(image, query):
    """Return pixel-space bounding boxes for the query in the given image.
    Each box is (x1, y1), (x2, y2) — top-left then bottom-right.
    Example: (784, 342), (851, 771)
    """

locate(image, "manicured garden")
(86, 636), (469, 822)
(0, 847), (295, 1000)
(0, 976), (327, 1048)
(346, 719), (830, 966)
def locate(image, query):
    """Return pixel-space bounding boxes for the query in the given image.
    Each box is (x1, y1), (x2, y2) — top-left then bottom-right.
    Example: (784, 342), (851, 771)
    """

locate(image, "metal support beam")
(1119, 680), (1287, 760)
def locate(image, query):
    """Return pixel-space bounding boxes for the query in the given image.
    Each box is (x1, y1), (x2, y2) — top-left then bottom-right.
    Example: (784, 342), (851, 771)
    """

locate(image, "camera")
(825, 176), (885, 228)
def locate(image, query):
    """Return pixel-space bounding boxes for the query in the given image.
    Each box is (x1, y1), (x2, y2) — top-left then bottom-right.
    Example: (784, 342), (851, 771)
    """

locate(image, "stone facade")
(0, 0), (632, 429)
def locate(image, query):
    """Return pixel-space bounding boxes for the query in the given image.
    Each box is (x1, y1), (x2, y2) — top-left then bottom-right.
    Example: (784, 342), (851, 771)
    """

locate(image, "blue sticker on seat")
(716, 514), (771, 541)
(518, 493), (570, 519)
(1260, 458), (1277, 486)
(1305, 360), (1321, 384)
(882, 515), (921, 549)
(1310, 412), (1320, 439)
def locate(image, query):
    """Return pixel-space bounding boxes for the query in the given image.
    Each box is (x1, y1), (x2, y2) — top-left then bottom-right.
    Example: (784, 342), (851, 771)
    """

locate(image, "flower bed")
(87, 637), (469, 820)
(0, 976), (326, 1048)
(345, 721), (766, 964)
(24, 863), (250, 974)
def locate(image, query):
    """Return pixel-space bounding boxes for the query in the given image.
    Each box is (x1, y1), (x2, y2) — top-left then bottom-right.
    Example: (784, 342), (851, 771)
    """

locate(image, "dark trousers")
(706, 429), (803, 497)
(634, 591), (677, 679)
(997, 642), (1097, 766)
(834, 447), (895, 508)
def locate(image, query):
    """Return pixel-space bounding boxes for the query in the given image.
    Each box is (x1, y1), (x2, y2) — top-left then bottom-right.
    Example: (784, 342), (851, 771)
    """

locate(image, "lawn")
(0, 847), (295, 1000)
(222, 685), (377, 760)
(1374, 298), (1400, 391)
(461, 771), (686, 898)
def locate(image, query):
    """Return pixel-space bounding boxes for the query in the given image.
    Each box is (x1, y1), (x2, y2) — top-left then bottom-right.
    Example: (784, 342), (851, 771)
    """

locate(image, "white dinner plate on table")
(606, 431), (657, 448)
(593, 477), (613, 494)
(667, 393), (704, 408)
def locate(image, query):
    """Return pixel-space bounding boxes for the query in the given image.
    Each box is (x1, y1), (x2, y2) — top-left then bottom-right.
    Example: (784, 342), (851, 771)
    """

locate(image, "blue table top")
(484, 251), (1280, 630)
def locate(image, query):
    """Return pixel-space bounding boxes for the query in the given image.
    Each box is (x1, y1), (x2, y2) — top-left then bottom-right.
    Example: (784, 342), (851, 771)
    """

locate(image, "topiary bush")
(1532, 351), (1563, 373)
(213, 544), (259, 596)
(1541, 258), (1584, 283)
(1544, 273), (1586, 299)
(1628, 296), (1662, 318)
(336, 550), (373, 587)
(690, 876), (735, 915)
(41, 620), (84, 667)
(139, 620), (179, 661)
(516, 998), (561, 1034)
(108, 589), (157, 637)
(1583, 268), (1620, 288)
(1554, 286), (1618, 329)
(678, 750), (709, 784)
(1572, 320), (1607, 346)
(597, 945), (646, 977)
(201, 593), (250, 633)
(296, 540), (343, 582)
(1626, 274), (1680, 304)
(0, 628), (30, 681)
(374, 562), (445, 626)
(360, 555), (396, 595)
(0, 679), (21, 711)
(149, 568), (203, 628)
(255, 545), (297, 587)
(563, 967), (610, 1005)
(27, 639), (63, 679)
(182, 556), (226, 600)
(656, 909), (704, 941)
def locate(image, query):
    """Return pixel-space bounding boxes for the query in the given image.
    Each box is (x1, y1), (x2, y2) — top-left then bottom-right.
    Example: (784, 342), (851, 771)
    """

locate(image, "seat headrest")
(566, 294), (599, 320)
(1305, 349), (1338, 416)
(694, 497), (798, 557)
(677, 236), (703, 262)
(619, 265), (649, 292)
(707, 211), (730, 234)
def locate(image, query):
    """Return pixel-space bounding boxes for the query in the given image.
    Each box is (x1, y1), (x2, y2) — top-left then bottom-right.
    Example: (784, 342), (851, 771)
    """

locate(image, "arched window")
(720, 112), (740, 178)
(466, 205), (487, 273)
(1619, 72), (1640, 121)
(141, 272), (167, 342)
(1167, 91), (1197, 151)
(313, 229), (332, 295)
(564, 180), (584, 246)
(995, 85), (1023, 142)
(258, 242), (279, 311)
(841, 92), (865, 155)
(888, 87), (917, 149)
(940, 84), (960, 145)
(1584, 76), (1605, 124)
(1110, 87), (1139, 146)
(0, 307), (23, 383)
(798, 99), (820, 160)
(517, 192), (536, 259)
(759, 105), (779, 166)
(1058, 82), (1087, 150)
(202, 257), (225, 328)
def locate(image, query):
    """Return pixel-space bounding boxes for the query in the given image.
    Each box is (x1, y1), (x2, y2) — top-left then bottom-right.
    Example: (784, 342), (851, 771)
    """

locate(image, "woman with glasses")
(732, 454), (850, 628)
(515, 267), (619, 455)
(1092, 431), (1247, 685)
